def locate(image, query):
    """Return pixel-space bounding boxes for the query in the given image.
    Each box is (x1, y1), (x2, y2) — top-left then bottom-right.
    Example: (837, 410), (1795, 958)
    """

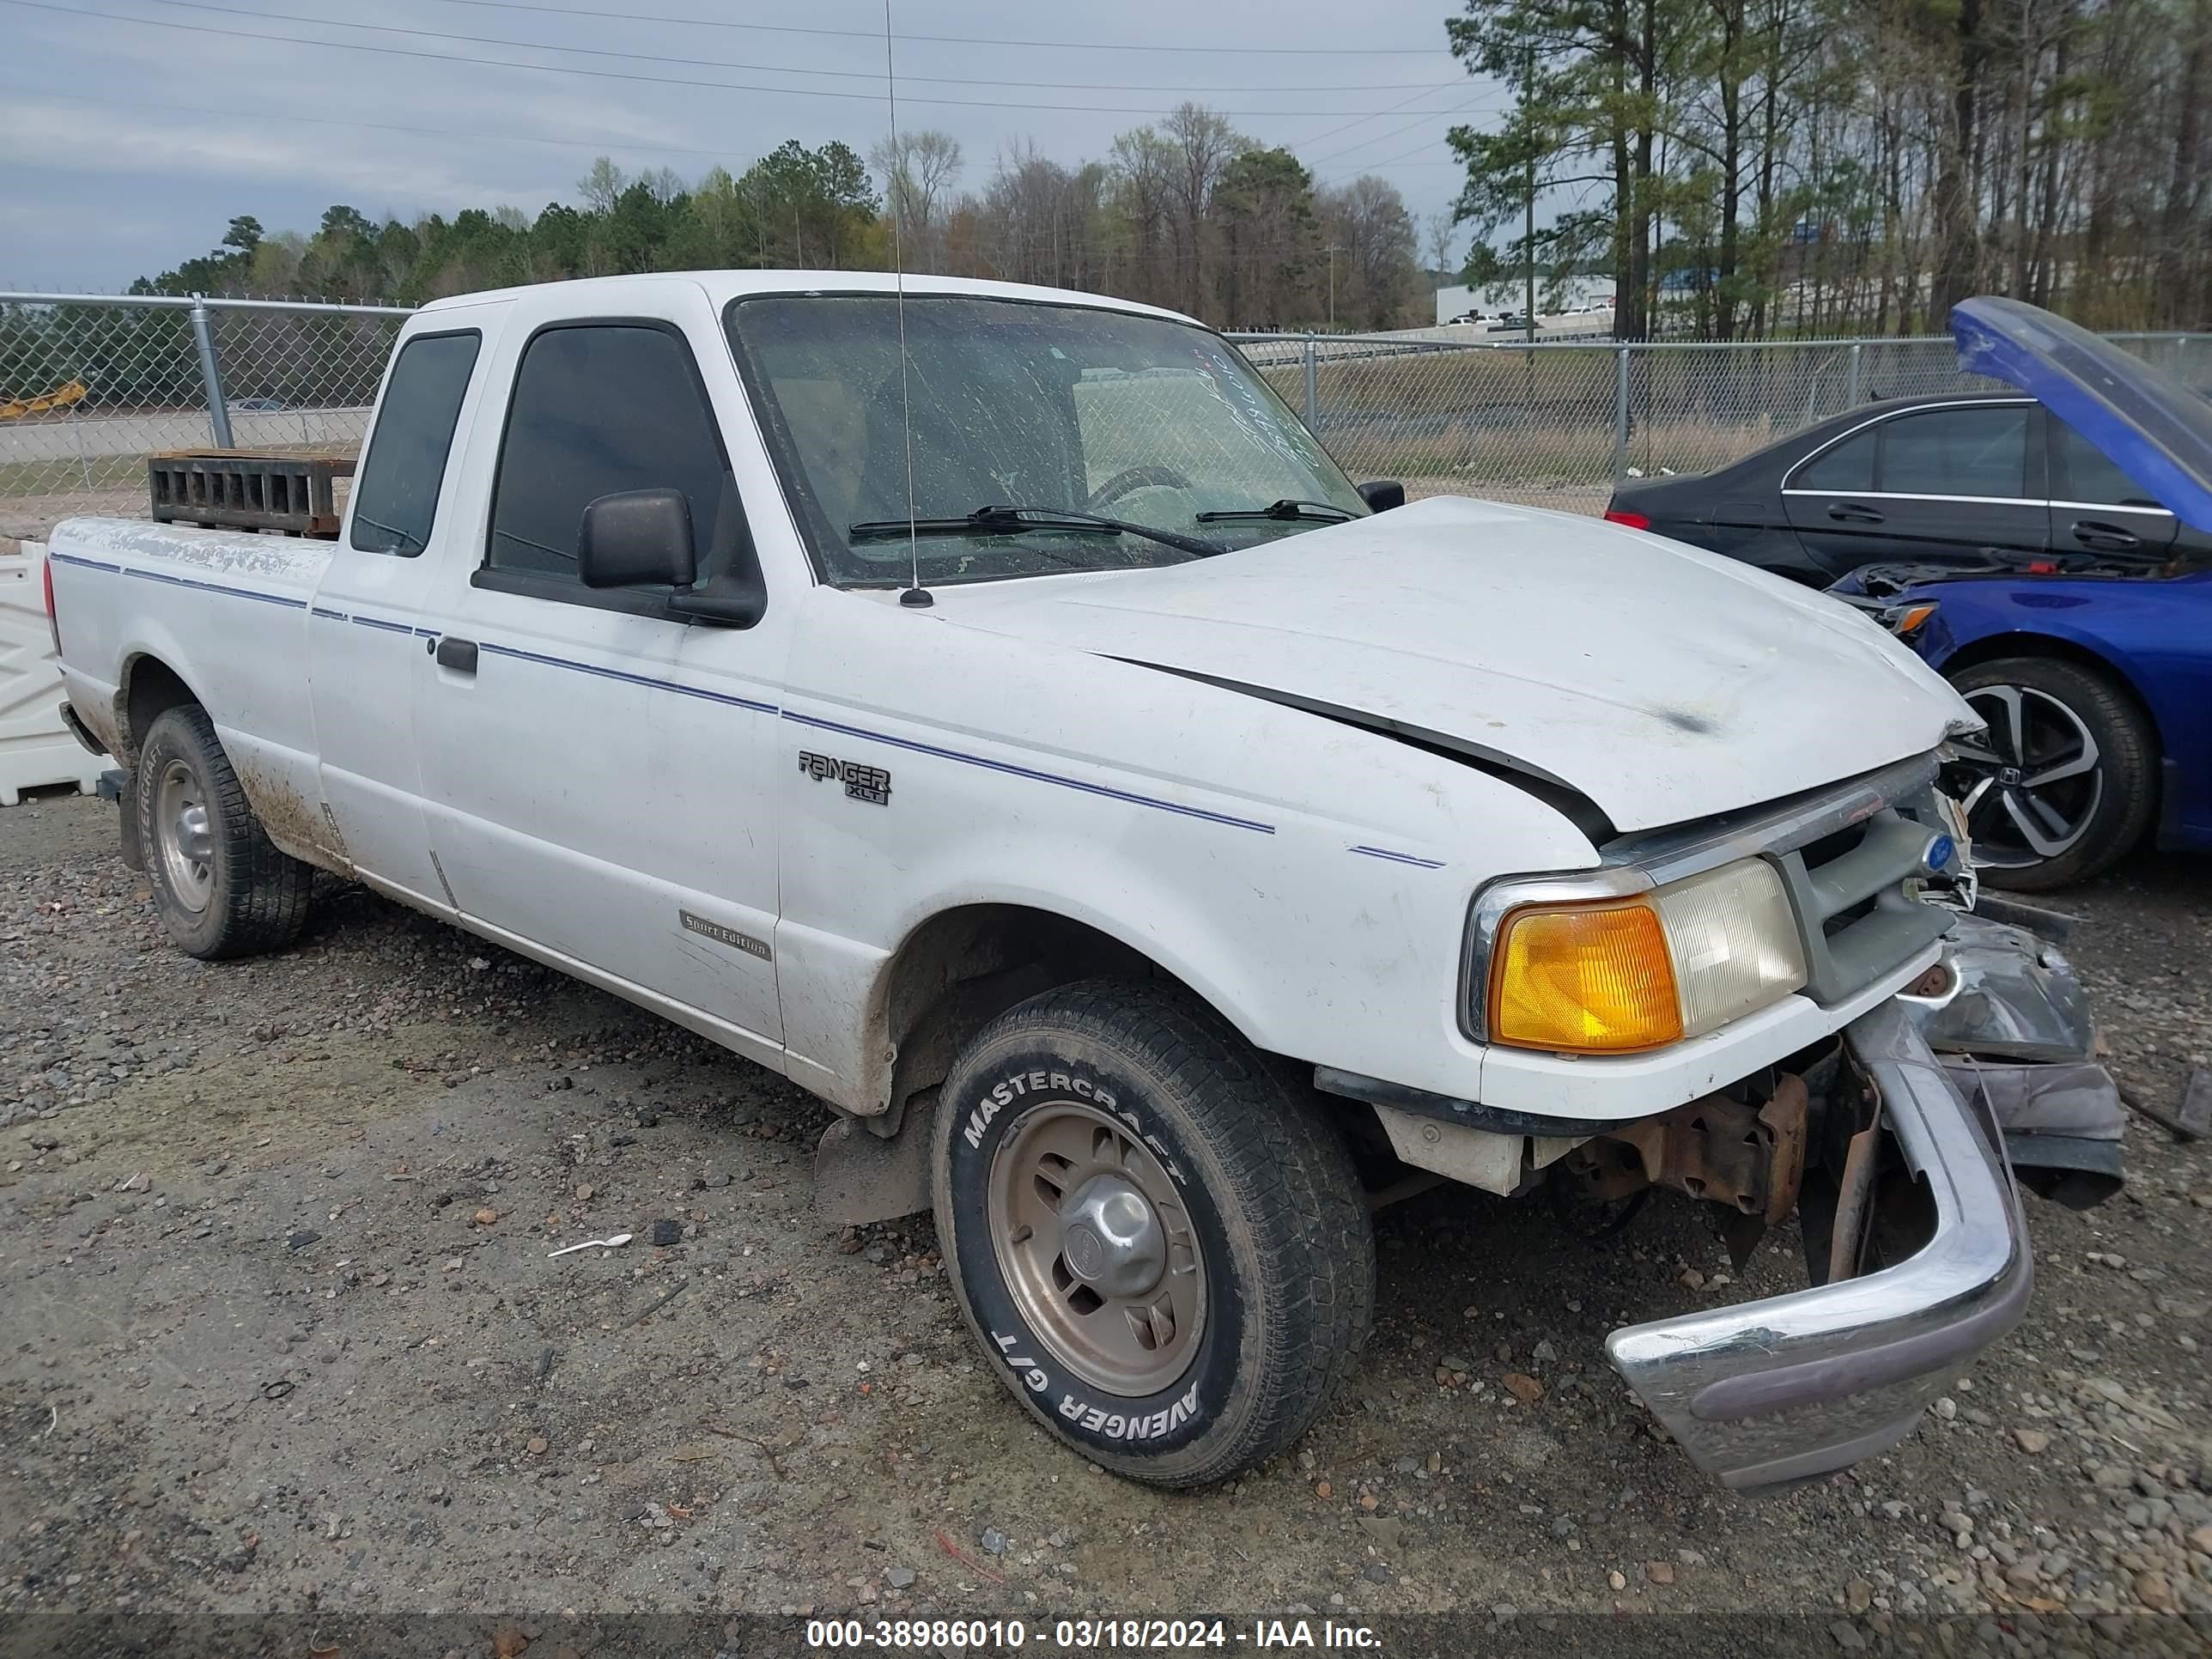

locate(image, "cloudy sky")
(1, 0), (1512, 294)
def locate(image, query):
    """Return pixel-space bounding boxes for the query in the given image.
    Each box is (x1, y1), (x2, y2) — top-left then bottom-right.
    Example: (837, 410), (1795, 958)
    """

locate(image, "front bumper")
(1604, 998), (2031, 1492)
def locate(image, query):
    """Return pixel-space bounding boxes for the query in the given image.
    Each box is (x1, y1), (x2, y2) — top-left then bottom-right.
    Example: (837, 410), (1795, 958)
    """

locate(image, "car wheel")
(933, 980), (1374, 1487)
(137, 704), (314, 958)
(1942, 657), (2156, 890)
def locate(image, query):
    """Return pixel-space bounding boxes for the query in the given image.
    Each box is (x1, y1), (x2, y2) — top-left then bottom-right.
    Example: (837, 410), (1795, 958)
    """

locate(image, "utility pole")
(1326, 242), (1343, 328)
(1523, 40), (1537, 346)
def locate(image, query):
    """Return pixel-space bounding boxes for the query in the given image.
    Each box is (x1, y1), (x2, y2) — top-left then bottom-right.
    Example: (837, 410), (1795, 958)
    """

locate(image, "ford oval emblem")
(1923, 834), (1955, 872)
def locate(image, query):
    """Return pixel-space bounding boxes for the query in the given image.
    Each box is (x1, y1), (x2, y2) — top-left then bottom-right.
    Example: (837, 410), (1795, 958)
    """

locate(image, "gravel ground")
(3, 789), (2209, 1653)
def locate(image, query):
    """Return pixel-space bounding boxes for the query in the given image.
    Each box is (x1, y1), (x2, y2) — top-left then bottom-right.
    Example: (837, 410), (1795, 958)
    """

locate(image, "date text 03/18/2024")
(802, 1618), (1382, 1649)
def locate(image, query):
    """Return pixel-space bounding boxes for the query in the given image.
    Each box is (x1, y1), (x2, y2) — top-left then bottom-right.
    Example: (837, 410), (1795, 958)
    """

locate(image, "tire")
(136, 704), (313, 959)
(932, 980), (1373, 1487)
(1943, 657), (2157, 891)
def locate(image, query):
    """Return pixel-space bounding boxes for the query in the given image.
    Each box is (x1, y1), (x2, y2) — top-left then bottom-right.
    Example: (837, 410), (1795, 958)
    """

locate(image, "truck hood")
(927, 495), (1966, 834)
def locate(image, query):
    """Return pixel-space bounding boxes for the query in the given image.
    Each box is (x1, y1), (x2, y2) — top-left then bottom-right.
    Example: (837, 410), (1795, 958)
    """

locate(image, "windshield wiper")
(1194, 499), (1358, 525)
(848, 504), (1226, 559)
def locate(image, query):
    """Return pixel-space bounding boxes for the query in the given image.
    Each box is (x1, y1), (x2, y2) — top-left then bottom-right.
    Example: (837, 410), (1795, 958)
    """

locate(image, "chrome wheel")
(1944, 684), (2103, 869)
(154, 758), (216, 912)
(986, 1100), (1205, 1395)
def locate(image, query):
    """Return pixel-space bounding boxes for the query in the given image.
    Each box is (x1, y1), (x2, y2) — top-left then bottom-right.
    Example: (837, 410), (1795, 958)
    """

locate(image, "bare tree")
(1424, 211), (1461, 279)
(1161, 104), (1237, 316)
(871, 129), (964, 271)
(1321, 177), (1423, 330)
(576, 157), (628, 216)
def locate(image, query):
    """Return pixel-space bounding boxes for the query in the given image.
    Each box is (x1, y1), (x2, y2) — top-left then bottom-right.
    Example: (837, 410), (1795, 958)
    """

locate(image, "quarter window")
(1796, 429), (1875, 493)
(349, 331), (479, 555)
(488, 323), (732, 582)
(1875, 406), (2028, 498)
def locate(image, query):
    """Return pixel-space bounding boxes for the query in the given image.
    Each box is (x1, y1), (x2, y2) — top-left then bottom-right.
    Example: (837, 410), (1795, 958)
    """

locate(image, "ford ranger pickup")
(46, 271), (2027, 1491)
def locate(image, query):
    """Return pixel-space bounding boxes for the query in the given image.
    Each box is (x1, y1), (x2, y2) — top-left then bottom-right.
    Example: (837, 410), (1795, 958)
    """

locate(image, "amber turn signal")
(1487, 898), (1684, 1054)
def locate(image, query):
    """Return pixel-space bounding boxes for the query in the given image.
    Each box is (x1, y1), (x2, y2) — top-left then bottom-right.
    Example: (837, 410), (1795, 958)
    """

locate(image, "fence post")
(188, 294), (234, 449)
(1612, 346), (1632, 483)
(1303, 336), (1319, 430)
(1844, 341), (1863, 409)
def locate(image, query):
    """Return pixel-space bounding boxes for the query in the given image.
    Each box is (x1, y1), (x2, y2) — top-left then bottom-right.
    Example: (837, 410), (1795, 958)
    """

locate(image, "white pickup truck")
(45, 271), (2029, 1492)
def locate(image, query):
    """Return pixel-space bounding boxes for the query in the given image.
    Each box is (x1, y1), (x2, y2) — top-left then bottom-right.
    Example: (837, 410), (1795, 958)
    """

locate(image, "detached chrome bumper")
(1604, 998), (2031, 1493)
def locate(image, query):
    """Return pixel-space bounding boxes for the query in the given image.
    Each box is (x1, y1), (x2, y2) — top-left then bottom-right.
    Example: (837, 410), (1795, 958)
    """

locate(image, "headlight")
(1881, 600), (1939, 638)
(1484, 859), (1808, 1054)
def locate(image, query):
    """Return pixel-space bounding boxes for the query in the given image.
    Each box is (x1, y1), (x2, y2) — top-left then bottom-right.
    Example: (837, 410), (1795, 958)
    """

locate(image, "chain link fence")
(1232, 330), (2212, 516)
(3, 291), (2206, 538)
(1, 293), (408, 535)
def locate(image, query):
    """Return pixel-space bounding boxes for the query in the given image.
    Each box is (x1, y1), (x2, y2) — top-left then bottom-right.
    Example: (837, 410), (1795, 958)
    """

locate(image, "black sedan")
(1604, 391), (2208, 585)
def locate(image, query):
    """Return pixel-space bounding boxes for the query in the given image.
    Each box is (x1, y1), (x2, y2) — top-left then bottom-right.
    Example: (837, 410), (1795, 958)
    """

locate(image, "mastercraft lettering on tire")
(933, 982), (1371, 1486)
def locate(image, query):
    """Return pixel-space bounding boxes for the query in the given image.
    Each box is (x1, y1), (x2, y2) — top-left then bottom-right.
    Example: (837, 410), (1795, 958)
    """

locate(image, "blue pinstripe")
(46, 554), (1496, 850)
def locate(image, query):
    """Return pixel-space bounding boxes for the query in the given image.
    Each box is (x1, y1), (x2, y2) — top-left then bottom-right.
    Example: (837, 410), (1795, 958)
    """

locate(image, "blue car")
(1829, 300), (2212, 891)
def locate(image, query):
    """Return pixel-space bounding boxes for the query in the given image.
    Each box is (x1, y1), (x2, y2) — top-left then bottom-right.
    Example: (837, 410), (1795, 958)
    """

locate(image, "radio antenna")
(883, 0), (930, 608)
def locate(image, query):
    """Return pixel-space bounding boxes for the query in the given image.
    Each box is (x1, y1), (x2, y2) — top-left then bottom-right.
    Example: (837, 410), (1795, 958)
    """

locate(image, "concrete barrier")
(0, 540), (106, 806)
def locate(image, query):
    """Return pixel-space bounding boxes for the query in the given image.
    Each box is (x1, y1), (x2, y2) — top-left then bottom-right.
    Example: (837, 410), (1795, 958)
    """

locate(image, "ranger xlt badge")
(799, 750), (891, 805)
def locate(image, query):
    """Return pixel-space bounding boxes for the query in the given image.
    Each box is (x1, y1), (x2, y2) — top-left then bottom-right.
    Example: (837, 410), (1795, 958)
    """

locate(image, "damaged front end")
(1904, 910), (2125, 1208)
(1601, 999), (2031, 1492)
(1583, 908), (2121, 1492)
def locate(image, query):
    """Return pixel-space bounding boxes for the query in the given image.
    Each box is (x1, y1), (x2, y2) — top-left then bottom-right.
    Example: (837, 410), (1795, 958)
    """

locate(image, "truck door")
(410, 281), (790, 1059)
(310, 325), (487, 905)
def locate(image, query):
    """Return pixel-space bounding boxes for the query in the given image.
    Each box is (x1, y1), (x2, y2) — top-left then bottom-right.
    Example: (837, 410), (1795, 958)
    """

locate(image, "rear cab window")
(349, 330), (481, 556)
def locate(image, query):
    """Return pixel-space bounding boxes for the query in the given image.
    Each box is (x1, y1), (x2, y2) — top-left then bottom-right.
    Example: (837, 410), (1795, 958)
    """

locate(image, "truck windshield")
(725, 294), (1369, 586)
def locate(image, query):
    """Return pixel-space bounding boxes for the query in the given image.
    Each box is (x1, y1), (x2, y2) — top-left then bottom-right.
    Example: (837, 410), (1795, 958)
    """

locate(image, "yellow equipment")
(0, 379), (89, 420)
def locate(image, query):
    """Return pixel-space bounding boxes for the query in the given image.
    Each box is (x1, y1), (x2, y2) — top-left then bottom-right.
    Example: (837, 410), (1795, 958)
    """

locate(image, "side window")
(349, 331), (480, 555)
(1875, 405), (2028, 498)
(2057, 423), (2166, 509)
(488, 323), (731, 584)
(1796, 428), (1876, 492)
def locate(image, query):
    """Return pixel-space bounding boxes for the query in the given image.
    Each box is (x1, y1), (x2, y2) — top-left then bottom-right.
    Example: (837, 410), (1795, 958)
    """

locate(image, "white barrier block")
(1, 540), (106, 807)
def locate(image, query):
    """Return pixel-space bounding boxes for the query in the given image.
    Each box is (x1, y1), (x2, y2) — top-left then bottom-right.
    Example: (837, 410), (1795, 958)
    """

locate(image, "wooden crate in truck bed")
(148, 451), (354, 538)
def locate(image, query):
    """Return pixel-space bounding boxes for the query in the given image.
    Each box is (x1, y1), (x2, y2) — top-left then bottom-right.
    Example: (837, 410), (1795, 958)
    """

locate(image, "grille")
(1769, 807), (1954, 1005)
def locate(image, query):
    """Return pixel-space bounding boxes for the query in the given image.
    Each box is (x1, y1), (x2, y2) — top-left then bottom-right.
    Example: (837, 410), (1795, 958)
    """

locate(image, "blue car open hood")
(1953, 296), (2212, 532)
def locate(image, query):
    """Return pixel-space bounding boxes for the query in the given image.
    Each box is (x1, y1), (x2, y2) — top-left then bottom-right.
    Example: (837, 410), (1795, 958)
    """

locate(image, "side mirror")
(1358, 479), (1407, 513)
(578, 488), (696, 589)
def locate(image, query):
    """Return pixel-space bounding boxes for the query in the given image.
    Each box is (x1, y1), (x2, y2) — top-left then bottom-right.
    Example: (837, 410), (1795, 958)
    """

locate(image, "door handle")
(1826, 501), (1885, 525)
(434, 636), (479, 674)
(2071, 520), (2142, 552)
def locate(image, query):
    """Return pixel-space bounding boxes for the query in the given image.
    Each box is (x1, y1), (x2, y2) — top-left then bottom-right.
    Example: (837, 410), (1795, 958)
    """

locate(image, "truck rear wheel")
(932, 980), (1373, 1487)
(137, 705), (313, 960)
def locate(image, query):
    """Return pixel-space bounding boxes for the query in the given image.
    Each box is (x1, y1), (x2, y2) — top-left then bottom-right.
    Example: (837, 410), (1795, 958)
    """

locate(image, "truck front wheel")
(137, 705), (313, 960)
(932, 980), (1373, 1486)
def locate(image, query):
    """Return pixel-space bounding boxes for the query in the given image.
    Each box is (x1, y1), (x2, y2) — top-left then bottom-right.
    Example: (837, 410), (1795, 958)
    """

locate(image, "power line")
(3, 82), (1473, 210)
(436, 0), (1449, 56)
(4, 0), (1486, 116)
(125, 0), (1462, 94)
(1306, 94), (1495, 169)
(1319, 127), (1486, 180)
(1293, 78), (1478, 153)
(0, 82), (816, 161)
